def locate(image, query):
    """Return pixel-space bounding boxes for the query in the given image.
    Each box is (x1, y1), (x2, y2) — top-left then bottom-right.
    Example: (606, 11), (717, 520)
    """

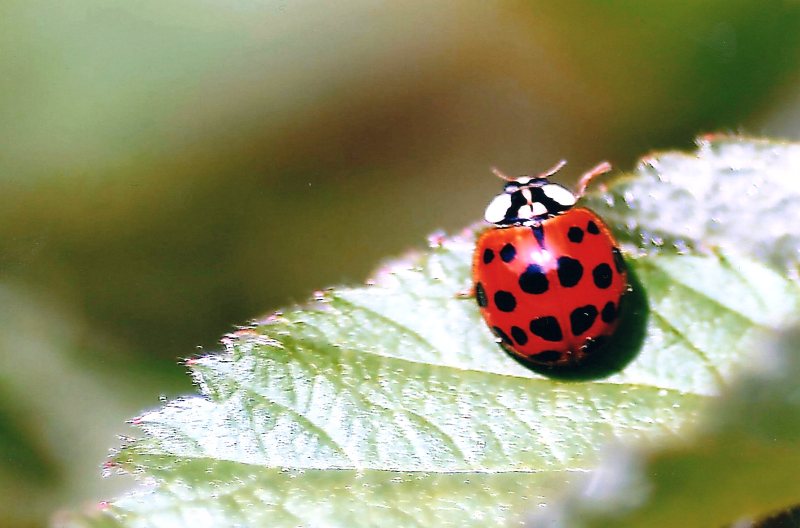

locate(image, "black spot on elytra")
(612, 247), (626, 273)
(557, 256), (583, 287)
(531, 350), (562, 363)
(500, 243), (516, 263)
(508, 268), (648, 381)
(567, 226), (584, 243)
(494, 290), (517, 312)
(531, 224), (546, 248)
(593, 263), (613, 289)
(519, 264), (549, 294)
(570, 305), (598, 336)
(529, 316), (563, 342)
(511, 326), (528, 345)
(492, 326), (512, 345)
(587, 220), (600, 234)
(601, 301), (617, 323)
(476, 282), (488, 308)
(483, 248), (495, 264)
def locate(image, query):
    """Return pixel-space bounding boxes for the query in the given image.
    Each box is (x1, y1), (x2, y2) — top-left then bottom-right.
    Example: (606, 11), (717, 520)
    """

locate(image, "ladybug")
(473, 160), (628, 367)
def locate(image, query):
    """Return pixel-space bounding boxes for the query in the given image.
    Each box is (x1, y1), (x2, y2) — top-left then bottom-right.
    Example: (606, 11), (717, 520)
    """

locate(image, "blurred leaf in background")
(0, 283), (182, 527)
(2, 1), (800, 527)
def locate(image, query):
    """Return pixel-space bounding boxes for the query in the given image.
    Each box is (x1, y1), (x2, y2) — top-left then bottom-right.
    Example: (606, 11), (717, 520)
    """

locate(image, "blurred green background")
(3, 1), (800, 526)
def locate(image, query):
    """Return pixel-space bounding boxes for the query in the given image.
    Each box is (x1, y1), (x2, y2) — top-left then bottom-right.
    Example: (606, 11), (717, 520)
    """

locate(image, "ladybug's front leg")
(575, 161), (612, 198)
(455, 284), (475, 299)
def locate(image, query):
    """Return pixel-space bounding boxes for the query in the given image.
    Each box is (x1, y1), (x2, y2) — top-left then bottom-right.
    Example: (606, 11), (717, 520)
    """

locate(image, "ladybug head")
(484, 161), (577, 226)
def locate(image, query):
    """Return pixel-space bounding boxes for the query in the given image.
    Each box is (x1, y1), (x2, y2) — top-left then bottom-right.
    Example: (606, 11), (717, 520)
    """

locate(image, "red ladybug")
(473, 160), (628, 367)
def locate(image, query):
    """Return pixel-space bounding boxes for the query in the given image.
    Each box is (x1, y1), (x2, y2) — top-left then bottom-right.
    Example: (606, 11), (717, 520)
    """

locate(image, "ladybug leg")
(575, 161), (613, 198)
(455, 284), (475, 299)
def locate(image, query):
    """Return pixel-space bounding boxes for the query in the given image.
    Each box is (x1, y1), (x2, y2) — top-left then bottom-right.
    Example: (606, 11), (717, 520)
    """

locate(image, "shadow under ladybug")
(504, 265), (648, 381)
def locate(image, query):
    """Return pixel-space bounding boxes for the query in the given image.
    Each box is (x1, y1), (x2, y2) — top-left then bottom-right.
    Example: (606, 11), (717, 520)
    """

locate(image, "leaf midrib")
(120, 453), (596, 476)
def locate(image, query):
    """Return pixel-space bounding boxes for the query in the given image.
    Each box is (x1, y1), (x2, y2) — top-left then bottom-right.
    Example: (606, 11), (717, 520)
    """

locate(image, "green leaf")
(583, 135), (800, 274)
(63, 136), (800, 527)
(533, 326), (800, 528)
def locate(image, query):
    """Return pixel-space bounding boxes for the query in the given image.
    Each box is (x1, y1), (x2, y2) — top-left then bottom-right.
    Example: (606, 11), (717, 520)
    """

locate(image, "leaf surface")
(63, 136), (800, 527)
(533, 327), (800, 528)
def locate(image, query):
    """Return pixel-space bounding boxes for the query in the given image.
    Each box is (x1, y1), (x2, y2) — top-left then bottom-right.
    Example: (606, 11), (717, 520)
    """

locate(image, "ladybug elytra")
(473, 161), (628, 367)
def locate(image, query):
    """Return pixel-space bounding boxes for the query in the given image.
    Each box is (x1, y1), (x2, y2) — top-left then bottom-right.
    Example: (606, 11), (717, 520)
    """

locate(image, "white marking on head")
(530, 202), (548, 216)
(517, 205), (532, 218)
(541, 184), (576, 207)
(485, 193), (512, 223)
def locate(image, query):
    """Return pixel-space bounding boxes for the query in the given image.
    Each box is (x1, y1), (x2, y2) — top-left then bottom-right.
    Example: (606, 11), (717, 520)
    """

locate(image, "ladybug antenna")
(490, 166), (515, 182)
(491, 159), (568, 183)
(575, 161), (612, 198)
(539, 159), (567, 179)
